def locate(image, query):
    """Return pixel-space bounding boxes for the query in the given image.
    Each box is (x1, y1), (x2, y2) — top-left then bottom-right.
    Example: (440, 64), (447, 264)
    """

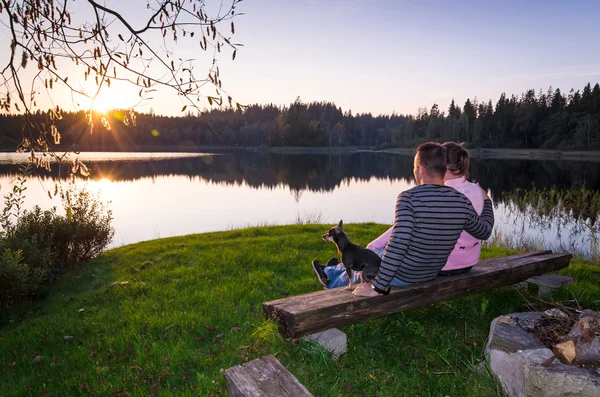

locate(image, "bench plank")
(225, 355), (313, 397)
(263, 251), (571, 339)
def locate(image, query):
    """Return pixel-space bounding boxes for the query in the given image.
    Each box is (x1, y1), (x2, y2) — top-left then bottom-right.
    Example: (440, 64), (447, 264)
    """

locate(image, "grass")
(1, 224), (600, 396)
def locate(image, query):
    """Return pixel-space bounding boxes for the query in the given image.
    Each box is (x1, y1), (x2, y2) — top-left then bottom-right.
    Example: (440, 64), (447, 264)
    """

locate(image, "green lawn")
(1, 224), (599, 396)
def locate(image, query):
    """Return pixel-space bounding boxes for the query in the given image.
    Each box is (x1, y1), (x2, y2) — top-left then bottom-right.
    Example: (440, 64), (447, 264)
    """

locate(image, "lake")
(0, 151), (599, 256)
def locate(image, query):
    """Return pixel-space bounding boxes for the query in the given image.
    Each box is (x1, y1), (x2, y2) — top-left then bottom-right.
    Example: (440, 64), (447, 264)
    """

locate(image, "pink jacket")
(366, 177), (485, 270)
(442, 177), (484, 270)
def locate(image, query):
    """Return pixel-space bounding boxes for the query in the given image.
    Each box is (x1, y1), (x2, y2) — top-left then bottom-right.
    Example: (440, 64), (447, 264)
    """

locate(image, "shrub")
(0, 249), (48, 308)
(5, 187), (115, 268)
(60, 186), (115, 265)
(4, 206), (58, 269)
(0, 180), (114, 308)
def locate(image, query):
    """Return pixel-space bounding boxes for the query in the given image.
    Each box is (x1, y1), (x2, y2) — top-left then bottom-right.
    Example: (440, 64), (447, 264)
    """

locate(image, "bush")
(6, 187), (114, 268)
(65, 187), (115, 264)
(4, 206), (58, 268)
(0, 182), (114, 307)
(0, 249), (48, 308)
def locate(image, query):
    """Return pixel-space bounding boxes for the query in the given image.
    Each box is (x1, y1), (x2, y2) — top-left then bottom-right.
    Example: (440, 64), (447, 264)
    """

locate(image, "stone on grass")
(485, 312), (600, 397)
(524, 362), (600, 397)
(301, 328), (347, 360)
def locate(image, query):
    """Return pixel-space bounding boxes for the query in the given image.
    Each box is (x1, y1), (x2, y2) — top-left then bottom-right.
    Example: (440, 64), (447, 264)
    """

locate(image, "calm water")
(0, 151), (599, 256)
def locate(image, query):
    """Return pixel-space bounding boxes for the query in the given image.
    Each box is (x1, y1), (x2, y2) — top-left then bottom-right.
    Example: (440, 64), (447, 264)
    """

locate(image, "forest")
(1, 82), (600, 151)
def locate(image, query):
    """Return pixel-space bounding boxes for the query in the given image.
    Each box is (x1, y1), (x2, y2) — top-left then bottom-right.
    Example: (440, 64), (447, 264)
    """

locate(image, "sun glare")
(90, 97), (112, 113)
(80, 88), (130, 113)
(91, 178), (116, 196)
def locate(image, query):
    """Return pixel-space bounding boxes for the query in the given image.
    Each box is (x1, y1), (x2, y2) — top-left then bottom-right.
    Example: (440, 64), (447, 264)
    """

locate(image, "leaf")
(149, 383), (160, 394)
(139, 88), (143, 97)
(181, 105), (187, 112)
(118, 34), (124, 41)
(232, 49), (236, 61)
(66, 207), (73, 220)
(207, 97), (213, 106)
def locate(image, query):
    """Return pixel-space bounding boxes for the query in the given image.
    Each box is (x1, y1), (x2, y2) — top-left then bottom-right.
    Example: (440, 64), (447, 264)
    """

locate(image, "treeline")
(1, 82), (600, 150)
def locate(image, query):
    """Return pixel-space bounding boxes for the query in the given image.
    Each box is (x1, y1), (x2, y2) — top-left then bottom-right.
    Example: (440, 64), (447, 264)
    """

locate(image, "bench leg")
(537, 285), (555, 298)
(301, 328), (347, 360)
(514, 281), (529, 292)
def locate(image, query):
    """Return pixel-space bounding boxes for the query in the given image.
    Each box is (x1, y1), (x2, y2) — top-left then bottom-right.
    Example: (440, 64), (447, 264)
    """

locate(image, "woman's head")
(443, 142), (470, 179)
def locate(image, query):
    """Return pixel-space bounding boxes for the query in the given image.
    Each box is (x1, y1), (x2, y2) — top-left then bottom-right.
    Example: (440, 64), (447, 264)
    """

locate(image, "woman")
(438, 141), (484, 275)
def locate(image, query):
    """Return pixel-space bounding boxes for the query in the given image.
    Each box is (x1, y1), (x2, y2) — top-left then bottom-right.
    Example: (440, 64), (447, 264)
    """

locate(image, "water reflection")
(1, 152), (599, 198)
(501, 186), (600, 255)
(0, 152), (598, 255)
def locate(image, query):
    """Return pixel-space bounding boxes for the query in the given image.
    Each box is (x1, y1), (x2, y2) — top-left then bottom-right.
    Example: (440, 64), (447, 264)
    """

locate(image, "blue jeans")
(323, 247), (411, 289)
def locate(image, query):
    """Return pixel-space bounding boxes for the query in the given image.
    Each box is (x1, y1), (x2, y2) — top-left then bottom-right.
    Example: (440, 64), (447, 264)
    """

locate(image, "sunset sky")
(3, 0), (600, 116)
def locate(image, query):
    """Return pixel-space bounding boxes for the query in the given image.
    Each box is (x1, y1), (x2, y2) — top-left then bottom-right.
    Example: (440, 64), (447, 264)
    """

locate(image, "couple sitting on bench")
(312, 141), (495, 297)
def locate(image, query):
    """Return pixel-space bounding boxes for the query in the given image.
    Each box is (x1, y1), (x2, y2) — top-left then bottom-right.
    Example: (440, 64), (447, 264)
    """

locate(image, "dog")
(322, 220), (382, 291)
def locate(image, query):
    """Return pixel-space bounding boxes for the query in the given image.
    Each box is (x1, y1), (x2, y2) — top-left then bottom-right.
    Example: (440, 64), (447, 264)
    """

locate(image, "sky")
(3, 0), (600, 116)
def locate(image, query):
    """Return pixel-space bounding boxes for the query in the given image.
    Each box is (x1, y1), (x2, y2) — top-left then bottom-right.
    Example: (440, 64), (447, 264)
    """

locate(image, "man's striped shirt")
(372, 184), (495, 291)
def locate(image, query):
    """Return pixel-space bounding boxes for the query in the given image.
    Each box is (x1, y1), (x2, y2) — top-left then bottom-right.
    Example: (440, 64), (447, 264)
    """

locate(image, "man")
(313, 142), (494, 297)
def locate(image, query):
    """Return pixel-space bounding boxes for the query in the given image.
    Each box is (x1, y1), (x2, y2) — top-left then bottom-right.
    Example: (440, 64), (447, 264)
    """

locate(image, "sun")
(89, 96), (113, 114)
(79, 87), (129, 113)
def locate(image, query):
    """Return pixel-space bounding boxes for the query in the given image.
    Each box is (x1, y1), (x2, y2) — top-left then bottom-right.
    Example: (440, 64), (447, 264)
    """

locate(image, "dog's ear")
(338, 220), (343, 229)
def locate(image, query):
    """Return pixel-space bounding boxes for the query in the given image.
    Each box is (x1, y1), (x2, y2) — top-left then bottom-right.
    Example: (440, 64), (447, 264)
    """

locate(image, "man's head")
(413, 142), (447, 185)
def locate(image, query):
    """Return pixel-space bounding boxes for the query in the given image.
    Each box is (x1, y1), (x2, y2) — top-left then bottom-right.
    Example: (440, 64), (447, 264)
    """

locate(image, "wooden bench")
(263, 251), (572, 339)
(224, 354), (313, 397)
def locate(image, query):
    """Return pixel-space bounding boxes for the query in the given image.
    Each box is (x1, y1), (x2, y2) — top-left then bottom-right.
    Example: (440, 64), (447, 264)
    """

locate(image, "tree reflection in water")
(0, 152), (599, 255)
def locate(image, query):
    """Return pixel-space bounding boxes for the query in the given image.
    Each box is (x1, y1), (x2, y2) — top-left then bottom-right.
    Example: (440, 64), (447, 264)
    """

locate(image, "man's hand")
(476, 182), (490, 200)
(352, 283), (380, 297)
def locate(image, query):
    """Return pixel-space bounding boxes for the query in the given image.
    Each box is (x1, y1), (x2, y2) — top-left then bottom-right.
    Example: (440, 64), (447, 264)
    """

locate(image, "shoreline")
(381, 147), (600, 160)
(244, 146), (600, 160)
(3, 145), (600, 160)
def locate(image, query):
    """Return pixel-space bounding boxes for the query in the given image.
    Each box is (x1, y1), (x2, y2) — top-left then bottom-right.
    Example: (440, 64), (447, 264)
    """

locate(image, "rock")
(488, 321), (547, 354)
(509, 312), (544, 332)
(64, 335), (75, 341)
(485, 312), (600, 397)
(582, 309), (600, 319)
(486, 314), (554, 397)
(524, 362), (600, 396)
(543, 308), (569, 319)
(301, 328), (347, 360)
(33, 355), (44, 363)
